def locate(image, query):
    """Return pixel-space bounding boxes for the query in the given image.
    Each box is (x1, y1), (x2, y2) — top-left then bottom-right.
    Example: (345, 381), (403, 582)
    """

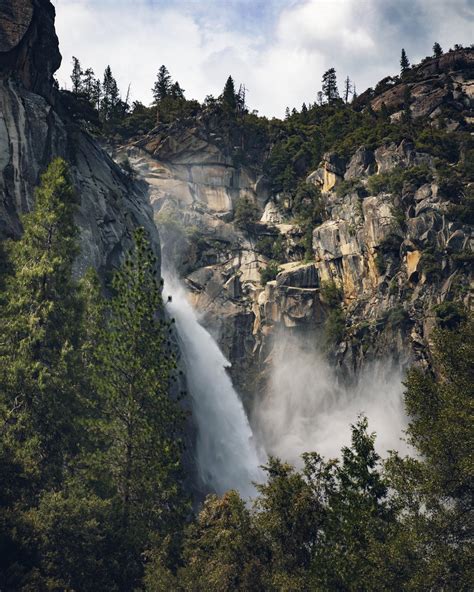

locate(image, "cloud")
(54, 0), (474, 117)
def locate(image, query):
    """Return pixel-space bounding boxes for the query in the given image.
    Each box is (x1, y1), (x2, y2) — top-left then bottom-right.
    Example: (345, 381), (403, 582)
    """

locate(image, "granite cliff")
(0, 0), (160, 274)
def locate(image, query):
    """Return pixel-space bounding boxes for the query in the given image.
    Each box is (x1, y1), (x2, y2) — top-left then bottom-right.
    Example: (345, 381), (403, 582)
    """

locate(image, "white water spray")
(253, 330), (409, 466)
(163, 273), (264, 499)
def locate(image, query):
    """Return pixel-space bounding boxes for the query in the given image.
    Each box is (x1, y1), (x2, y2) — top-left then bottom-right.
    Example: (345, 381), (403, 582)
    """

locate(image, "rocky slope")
(0, 0), (160, 274)
(121, 49), (473, 401)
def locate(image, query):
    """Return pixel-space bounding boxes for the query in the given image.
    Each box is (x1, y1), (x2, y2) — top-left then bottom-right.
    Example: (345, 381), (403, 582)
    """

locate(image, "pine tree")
(71, 56), (83, 94)
(400, 49), (410, 75)
(322, 68), (339, 103)
(343, 76), (353, 103)
(170, 81), (185, 100)
(152, 65), (172, 103)
(91, 78), (102, 111)
(82, 67), (96, 102)
(91, 228), (187, 585)
(433, 42), (443, 58)
(100, 65), (120, 121)
(221, 75), (237, 112)
(0, 158), (83, 487)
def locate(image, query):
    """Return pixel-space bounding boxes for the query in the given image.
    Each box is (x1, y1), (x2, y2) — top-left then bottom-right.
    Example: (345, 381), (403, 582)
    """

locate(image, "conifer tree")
(91, 228), (187, 585)
(152, 65), (172, 103)
(433, 42), (443, 58)
(71, 56), (83, 94)
(0, 158), (83, 487)
(82, 67), (96, 101)
(322, 68), (339, 103)
(400, 48), (410, 75)
(170, 81), (185, 100)
(221, 75), (237, 112)
(343, 76), (353, 103)
(101, 65), (120, 121)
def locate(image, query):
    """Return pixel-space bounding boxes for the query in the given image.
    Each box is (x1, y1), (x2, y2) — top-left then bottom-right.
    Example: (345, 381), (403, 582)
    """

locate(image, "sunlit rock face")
(0, 0), (160, 273)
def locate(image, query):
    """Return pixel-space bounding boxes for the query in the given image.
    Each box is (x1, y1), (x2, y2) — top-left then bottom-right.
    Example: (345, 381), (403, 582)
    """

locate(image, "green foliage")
(400, 48), (410, 74)
(419, 247), (443, 281)
(259, 260), (281, 285)
(234, 196), (260, 229)
(432, 301), (467, 329)
(319, 281), (345, 350)
(152, 65), (172, 103)
(433, 42), (443, 57)
(319, 280), (342, 307)
(367, 165), (431, 196)
(255, 234), (285, 262)
(91, 228), (187, 572)
(322, 67), (339, 103)
(178, 491), (266, 591)
(0, 158), (82, 487)
(293, 181), (323, 226)
(222, 75), (237, 113)
(386, 319), (474, 591)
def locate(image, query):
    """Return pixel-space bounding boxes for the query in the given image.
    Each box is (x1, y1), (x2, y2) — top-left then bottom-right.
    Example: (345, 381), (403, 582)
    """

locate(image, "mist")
(252, 329), (410, 466)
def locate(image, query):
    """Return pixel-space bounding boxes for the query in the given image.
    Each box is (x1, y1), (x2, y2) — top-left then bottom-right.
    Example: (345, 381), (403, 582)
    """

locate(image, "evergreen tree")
(175, 492), (266, 591)
(343, 75), (353, 103)
(386, 317), (474, 591)
(71, 56), (83, 94)
(400, 48), (410, 75)
(92, 228), (187, 587)
(322, 68), (339, 103)
(170, 81), (185, 100)
(433, 41), (443, 58)
(101, 65), (120, 121)
(91, 78), (102, 111)
(152, 65), (172, 103)
(82, 67), (96, 102)
(221, 75), (237, 112)
(0, 158), (83, 487)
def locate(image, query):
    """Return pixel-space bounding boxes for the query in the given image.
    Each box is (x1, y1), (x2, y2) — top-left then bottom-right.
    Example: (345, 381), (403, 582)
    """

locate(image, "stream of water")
(163, 272), (264, 499)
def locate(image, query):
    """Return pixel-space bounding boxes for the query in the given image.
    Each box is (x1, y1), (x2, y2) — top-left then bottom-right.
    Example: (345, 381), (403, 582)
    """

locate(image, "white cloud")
(54, 0), (474, 118)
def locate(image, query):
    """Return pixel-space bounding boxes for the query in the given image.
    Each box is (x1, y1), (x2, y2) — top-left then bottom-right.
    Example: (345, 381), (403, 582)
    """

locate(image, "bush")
(367, 166), (431, 196)
(419, 249), (443, 281)
(432, 302), (467, 329)
(320, 280), (342, 306)
(259, 261), (281, 285)
(234, 197), (260, 229)
(255, 235), (286, 262)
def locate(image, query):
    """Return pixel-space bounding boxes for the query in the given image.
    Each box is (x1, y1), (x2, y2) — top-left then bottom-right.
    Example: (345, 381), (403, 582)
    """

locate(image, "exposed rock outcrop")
(0, 0), (160, 274)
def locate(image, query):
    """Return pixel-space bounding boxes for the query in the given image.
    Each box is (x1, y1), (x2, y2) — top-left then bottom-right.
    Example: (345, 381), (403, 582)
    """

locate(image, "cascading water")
(163, 272), (264, 499)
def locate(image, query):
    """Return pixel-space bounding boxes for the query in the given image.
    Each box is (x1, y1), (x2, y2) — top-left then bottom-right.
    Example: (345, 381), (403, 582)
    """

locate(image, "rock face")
(0, 0), (60, 102)
(0, 0), (160, 273)
(366, 48), (474, 126)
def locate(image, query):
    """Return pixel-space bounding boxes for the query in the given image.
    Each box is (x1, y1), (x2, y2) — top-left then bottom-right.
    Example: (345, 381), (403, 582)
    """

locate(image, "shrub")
(259, 261), (281, 285)
(320, 280), (343, 306)
(234, 197), (260, 229)
(255, 235), (286, 262)
(432, 302), (467, 329)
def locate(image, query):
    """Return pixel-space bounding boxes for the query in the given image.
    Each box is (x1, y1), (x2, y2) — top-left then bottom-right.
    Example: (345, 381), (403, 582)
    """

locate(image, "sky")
(54, 0), (474, 118)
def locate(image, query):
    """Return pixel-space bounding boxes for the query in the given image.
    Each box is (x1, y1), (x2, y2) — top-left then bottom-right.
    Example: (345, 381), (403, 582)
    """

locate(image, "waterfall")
(163, 272), (264, 499)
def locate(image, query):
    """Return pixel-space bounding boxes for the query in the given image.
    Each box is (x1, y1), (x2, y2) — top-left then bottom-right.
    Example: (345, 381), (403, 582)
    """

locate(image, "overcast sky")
(54, 0), (473, 118)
